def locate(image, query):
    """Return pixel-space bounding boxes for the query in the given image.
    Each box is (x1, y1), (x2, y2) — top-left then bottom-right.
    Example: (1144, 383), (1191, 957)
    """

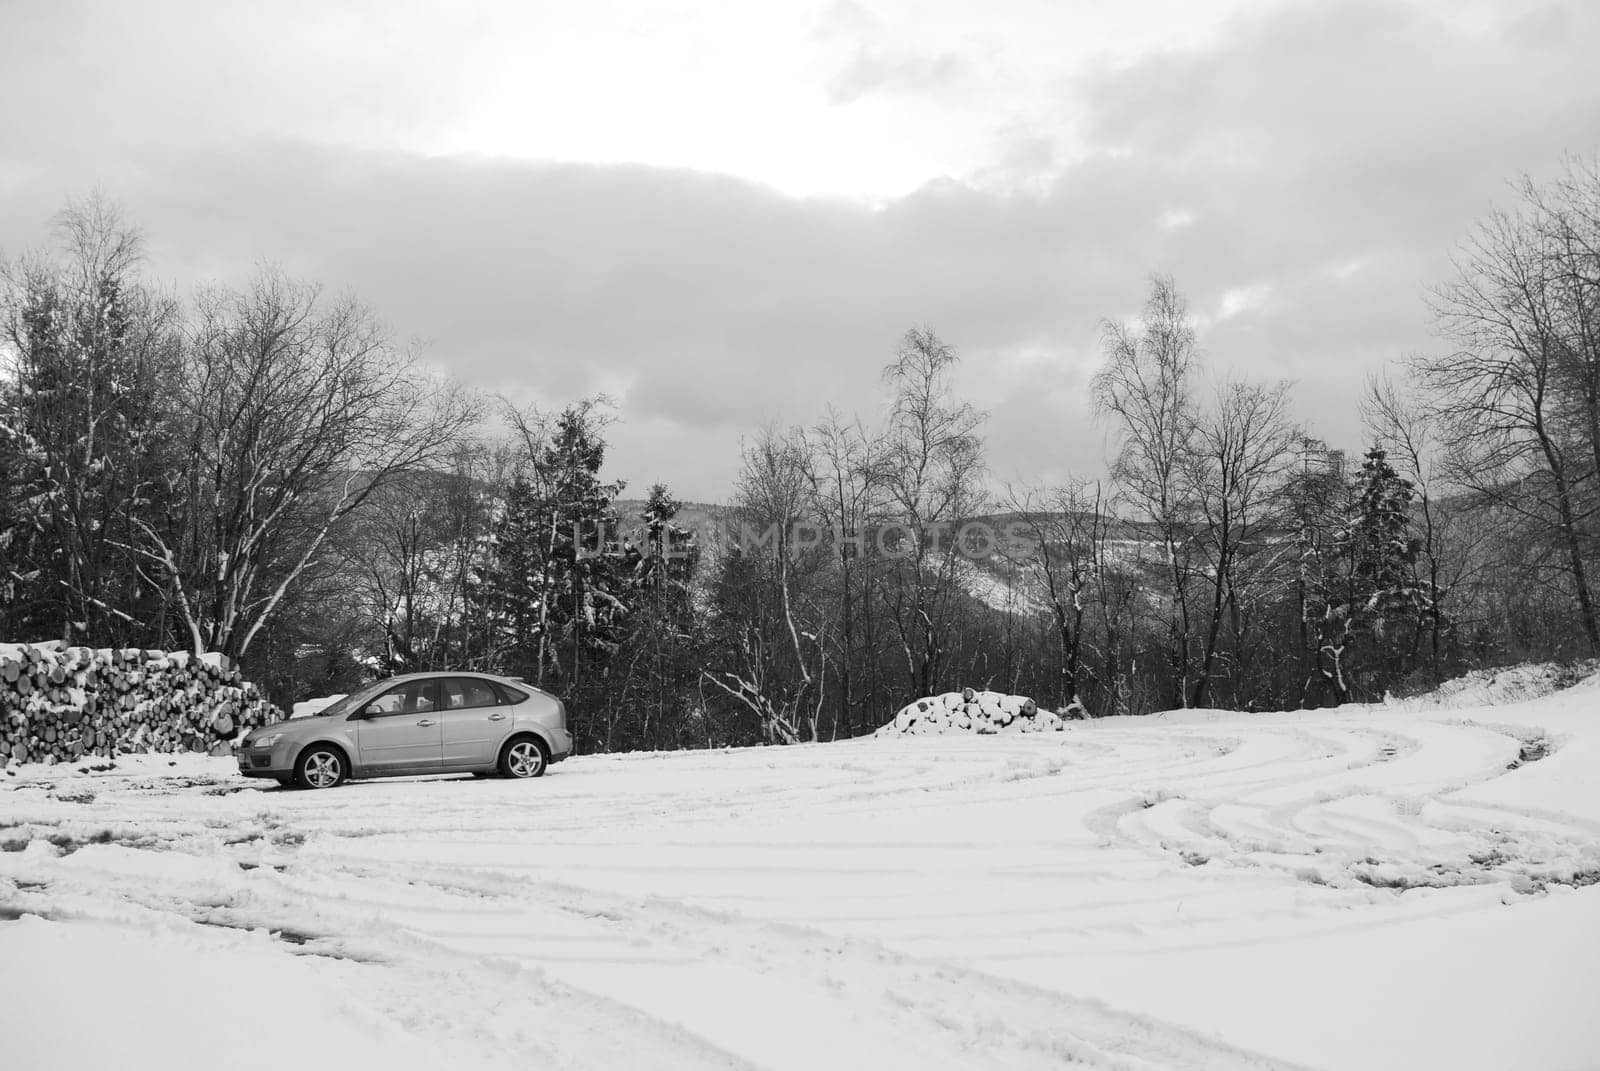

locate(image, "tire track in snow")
(327, 858), (1310, 1071)
(7, 707), (1600, 1069)
(0, 837), (764, 1071)
(1085, 718), (1600, 893)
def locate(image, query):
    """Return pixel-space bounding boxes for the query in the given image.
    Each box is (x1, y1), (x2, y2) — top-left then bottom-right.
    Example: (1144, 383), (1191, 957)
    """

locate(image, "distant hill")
(611, 499), (731, 538)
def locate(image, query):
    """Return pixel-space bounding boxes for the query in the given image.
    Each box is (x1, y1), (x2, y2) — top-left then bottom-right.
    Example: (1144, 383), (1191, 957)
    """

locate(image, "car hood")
(251, 714), (336, 740)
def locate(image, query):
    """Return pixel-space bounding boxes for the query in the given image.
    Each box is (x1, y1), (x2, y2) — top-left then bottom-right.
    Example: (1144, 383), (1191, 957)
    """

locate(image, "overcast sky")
(2, 0), (1596, 501)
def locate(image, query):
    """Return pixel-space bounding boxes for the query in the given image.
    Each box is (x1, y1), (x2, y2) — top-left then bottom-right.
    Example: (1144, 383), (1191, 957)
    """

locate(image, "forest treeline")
(2, 156), (1598, 750)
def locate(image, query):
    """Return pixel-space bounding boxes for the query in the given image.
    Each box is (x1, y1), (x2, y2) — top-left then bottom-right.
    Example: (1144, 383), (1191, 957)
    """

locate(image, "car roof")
(371, 671), (542, 691)
(382, 670), (510, 683)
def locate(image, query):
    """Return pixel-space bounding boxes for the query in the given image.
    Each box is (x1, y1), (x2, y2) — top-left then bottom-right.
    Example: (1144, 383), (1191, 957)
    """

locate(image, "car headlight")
(253, 733), (284, 749)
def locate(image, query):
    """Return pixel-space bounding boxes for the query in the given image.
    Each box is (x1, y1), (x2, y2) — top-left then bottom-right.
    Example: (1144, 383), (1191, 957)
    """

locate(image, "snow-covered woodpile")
(875, 687), (1083, 736)
(1, 641), (282, 765)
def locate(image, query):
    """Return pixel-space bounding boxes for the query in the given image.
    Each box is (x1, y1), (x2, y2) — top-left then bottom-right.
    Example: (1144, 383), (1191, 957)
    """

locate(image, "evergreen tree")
(0, 201), (179, 646)
(469, 404), (631, 729)
(1304, 445), (1421, 703)
(470, 474), (548, 676)
(623, 484), (703, 749)
(636, 483), (698, 598)
(540, 407), (631, 690)
(0, 427), (37, 620)
(1347, 445), (1422, 651)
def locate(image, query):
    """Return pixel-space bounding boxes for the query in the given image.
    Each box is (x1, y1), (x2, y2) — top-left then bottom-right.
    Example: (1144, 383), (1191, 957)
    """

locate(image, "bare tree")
(1419, 170), (1600, 648)
(704, 426), (825, 744)
(134, 268), (479, 661)
(875, 327), (986, 697)
(1186, 378), (1295, 706)
(1003, 478), (1108, 713)
(338, 450), (503, 674)
(1526, 158), (1600, 502)
(1094, 275), (1202, 706)
(804, 407), (883, 737)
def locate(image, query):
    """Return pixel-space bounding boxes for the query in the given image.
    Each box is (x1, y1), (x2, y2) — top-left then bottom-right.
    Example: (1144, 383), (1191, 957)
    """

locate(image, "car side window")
(491, 681), (529, 705)
(443, 678), (499, 710)
(360, 680), (437, 717)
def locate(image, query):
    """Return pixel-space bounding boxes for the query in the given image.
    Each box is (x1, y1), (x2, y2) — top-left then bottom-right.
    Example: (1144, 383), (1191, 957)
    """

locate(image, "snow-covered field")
(4, 677), (1600, 1070)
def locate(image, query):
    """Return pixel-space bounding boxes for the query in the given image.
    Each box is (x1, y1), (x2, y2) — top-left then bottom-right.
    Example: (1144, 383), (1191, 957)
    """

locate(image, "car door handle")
(487, 713), (507, 721)
(416, 719), (434, 727)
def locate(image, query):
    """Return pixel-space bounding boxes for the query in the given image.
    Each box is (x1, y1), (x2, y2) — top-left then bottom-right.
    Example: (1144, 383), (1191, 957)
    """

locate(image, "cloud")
(826, 47), (968, 106)
(813, 0), (972, 106)
(0, 141), (1164, 497)
(1216, 283), (1273, 320)
(2, 0), (1597, 500)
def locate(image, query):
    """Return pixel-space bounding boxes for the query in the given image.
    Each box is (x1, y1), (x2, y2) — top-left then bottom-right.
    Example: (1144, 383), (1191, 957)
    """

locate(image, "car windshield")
(309, 681), (391, 719)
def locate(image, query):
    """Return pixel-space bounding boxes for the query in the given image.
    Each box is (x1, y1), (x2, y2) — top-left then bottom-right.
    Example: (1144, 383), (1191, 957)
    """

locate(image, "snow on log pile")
(0, 641), (283, 766)
(875, 687), (1082, 737)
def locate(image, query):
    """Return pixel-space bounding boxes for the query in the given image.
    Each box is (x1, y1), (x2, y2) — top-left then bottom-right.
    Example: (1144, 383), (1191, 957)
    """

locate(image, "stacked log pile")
(875, 687), (1085, 737)
(1, 641), (283, 765)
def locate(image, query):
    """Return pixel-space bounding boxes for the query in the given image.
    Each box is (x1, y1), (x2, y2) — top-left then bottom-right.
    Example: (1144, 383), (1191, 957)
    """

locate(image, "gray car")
(236, 672), (573, 789)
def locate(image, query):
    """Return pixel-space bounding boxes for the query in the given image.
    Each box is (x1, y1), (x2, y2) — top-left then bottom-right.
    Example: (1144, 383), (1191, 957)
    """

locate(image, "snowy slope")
(3, 677), (1600, 1070)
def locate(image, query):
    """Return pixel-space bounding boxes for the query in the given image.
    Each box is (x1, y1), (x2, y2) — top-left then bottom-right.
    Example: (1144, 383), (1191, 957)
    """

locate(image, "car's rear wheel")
(296, 746), (348, 790)
(499, 737), (548, 779)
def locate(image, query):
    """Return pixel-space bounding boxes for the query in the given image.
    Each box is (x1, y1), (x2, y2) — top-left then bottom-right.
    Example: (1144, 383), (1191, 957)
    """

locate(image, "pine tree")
(470, 474), (548, 677)
(540, 407), (631, 690)
(623, 484), (703, 749)
(636, 483), (698, 598)
(1347, 445), (1422, 652)
(0, 427), (38, 619)
(469, 404), (632, 718)
(1304, 445), (1421, 703)
(0, 203), (179, 646)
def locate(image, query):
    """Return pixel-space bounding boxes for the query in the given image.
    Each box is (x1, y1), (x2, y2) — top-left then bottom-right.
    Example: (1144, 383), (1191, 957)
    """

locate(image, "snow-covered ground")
(4, 677), (1600, 1070)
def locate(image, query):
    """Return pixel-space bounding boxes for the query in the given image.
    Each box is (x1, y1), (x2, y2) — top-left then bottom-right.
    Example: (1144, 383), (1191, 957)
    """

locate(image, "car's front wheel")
(296, 746), (348, 790)
(499, 737), (549, 779)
